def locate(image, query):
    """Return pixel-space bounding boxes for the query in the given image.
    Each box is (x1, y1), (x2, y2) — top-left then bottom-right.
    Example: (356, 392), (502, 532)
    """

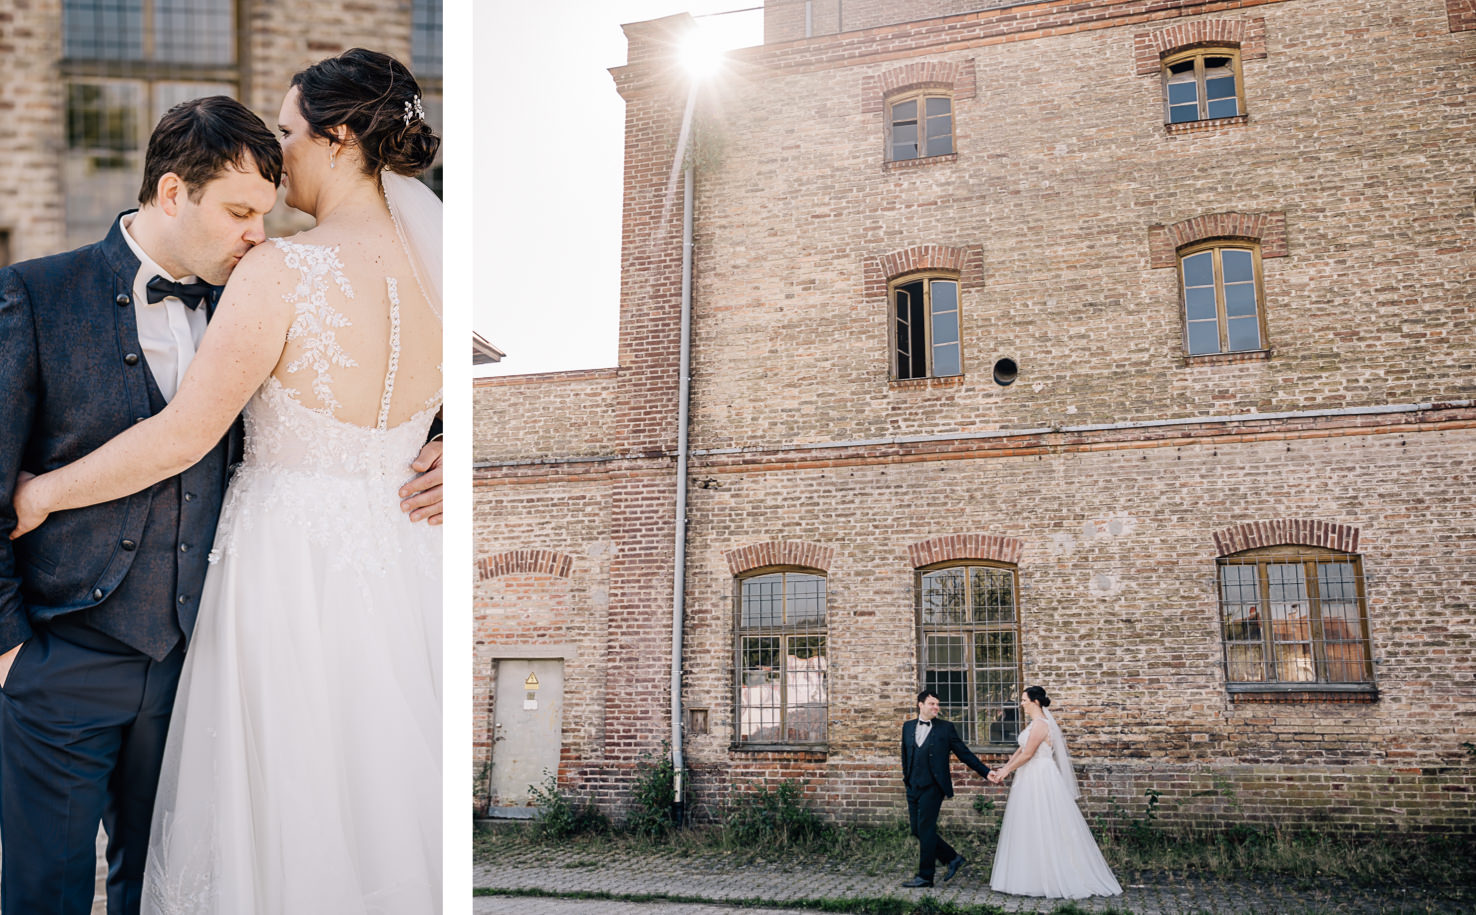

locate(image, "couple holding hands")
(901, 686), (1123, 899)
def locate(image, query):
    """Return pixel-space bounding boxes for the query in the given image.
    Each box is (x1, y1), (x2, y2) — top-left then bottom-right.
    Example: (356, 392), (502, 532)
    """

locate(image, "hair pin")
(403, 96), (425, 126)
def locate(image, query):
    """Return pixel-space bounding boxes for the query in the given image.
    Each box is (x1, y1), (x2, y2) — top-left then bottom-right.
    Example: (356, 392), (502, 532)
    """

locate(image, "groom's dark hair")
(139, 96), (282, 206)
(917, 689), (940, 705)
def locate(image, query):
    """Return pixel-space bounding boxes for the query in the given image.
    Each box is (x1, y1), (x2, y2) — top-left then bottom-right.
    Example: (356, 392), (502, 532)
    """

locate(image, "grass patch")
(473, 885), (1136, 914)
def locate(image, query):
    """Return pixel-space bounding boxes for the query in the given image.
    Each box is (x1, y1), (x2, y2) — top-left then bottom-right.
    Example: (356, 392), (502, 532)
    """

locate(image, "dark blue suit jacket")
(902, 717), (992, 798)
(0, 214), (237, 656)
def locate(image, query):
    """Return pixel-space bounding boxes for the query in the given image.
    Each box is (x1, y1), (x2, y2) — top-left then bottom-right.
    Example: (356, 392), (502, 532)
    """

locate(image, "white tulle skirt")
(990, 756), (1122, 898)
(141, 465), (441, 914)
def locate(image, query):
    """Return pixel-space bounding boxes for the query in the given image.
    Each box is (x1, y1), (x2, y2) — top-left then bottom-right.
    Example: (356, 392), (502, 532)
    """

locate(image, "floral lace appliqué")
(275, 238), (357, 415)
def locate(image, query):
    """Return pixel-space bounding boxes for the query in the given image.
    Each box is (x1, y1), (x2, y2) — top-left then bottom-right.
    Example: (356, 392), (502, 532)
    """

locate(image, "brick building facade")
(0, 0), (442, 266)
(474, 0), (1476, 835)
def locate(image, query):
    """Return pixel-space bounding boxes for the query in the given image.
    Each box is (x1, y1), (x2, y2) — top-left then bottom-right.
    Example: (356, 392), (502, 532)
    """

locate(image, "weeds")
(527, 771), (609, 841)
(625, 743), (680, 841)
(718, 779), (829, 849)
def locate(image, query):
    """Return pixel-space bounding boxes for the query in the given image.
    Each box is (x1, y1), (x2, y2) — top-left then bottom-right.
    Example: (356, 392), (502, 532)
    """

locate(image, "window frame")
(1161, 47), (1245, 125)
(886, 90), (955, 163)
(61, 0), (242, 248)
(732, 567), (829, 750)
(915, 561), (1023, 751)
(1217, 546), (1376, 693)
(890, 272), (963, 381)
(1178, 240), (1267, 357)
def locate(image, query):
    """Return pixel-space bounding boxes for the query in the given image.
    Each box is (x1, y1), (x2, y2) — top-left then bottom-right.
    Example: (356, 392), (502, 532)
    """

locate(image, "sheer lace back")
(269, 234), (441, 434)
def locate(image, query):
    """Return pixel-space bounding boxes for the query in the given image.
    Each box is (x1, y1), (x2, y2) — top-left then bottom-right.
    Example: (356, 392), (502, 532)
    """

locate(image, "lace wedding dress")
(989, 715), (1121, 899)
(142, 237), (442, 914)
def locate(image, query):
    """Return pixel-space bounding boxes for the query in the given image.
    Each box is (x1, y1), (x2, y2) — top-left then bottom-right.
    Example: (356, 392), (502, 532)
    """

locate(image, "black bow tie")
(145, 275), (218, 311)
(917, 720), (931, 728)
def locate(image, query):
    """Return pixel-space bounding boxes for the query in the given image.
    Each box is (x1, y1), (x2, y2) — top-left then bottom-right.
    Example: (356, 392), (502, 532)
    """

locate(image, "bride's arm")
(10, 245), (293, 537)
(994, 721), (1048, 780)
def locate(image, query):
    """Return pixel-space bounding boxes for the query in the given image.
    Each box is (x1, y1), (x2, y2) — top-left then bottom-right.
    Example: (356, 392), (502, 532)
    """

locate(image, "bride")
(987, 686), (1122, 899)
(12, 49), (442, 912)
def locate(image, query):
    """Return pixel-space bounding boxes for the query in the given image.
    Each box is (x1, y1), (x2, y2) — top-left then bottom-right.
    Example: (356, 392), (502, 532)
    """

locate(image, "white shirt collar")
(119, 213), (198, 288)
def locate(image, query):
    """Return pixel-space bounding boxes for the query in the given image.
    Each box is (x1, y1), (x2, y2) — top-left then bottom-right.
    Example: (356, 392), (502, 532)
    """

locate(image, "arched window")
(1218, 547), (1373, 689)
(888, 91), (954, 161)
(1180, 242), (1265, 355)
(735, 570), (828, 747)
(892, 273), (962, 379)
(916, 562), (1021, 747)
(1163, 48), (1244, 124)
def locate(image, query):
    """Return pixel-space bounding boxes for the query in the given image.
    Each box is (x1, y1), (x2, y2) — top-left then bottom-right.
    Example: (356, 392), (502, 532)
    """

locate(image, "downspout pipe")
(671, 96), (697, 826)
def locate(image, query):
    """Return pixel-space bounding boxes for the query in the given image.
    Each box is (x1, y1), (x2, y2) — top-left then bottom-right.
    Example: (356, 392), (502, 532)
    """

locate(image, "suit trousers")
(0, 623), (184, 915)
(906, 783), (958, 880)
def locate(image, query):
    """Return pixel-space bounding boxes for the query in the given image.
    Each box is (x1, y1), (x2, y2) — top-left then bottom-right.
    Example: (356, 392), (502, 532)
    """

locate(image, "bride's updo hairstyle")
(290, 48), (440, 177)
(1025, 685), (1051, 708)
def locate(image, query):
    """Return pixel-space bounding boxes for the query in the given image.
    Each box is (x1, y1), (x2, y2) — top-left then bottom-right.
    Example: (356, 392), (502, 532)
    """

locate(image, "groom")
(0, 97), (442, 914)
(900, 689), (994, 888)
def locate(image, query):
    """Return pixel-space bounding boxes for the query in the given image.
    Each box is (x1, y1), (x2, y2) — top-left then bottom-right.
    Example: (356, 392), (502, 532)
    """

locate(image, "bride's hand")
(10, 472), (49, 539)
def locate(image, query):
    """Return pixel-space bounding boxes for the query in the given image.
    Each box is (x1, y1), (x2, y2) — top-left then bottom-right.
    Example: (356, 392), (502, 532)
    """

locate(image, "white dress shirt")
(118, 214), (209, 402)
(915, 718), (932, 747)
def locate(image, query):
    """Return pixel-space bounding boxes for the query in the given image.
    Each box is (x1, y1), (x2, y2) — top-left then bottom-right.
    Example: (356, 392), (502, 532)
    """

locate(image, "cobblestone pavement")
(474, 839), (1472, 915)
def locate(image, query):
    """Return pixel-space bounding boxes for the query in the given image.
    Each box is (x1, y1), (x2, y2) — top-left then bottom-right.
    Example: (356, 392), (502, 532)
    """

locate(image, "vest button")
(124, 353), (140, 366)
(121, 539), (136, 551)
(179, 543), (189, 553)
(183, 492), (195, 502)
(177, 595), (188, 605)
(92, 589), (103, 600)
(115, 293), (131, 306)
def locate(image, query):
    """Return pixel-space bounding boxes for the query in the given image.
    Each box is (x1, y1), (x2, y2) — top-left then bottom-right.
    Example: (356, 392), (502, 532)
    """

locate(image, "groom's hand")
(400, 439), (443, 526)
(0, 643), (22, 688)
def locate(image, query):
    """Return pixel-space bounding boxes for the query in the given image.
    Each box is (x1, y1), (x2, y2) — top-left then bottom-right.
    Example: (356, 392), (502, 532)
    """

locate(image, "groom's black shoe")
(901, 876), (933, 888)
(944, 854), (967, 881)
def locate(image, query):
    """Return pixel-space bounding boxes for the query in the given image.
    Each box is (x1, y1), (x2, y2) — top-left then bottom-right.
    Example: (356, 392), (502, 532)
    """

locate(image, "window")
(1163, 49), (1243, 124)
(892, 275), (961, 379)
(1180, 243), (1264, 355)
(888, 93), (953, 161)
(1219, 548), (1374, 689)
(62, 0), (236, 248)
(412, 0), (443, 80)
(735, 571), (828, 747)
(917, 563), (1021, 747)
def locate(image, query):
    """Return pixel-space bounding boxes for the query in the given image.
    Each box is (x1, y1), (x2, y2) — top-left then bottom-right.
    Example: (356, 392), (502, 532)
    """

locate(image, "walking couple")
(901, 687), (1122, 899)
(0, 49), (443, 913)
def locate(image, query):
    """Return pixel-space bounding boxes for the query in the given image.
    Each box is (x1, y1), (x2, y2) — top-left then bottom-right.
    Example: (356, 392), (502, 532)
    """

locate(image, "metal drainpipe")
(671, 154), (695, 825)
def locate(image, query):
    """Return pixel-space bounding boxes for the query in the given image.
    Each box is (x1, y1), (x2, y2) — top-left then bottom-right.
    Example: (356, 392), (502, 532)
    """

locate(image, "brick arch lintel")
(864, 244), (985, 297)
(1134, 18), (1268, 75)
(725, 541), (835, 576)
(1148, 211), (1288, 268)
(477, 548), (575, 581)
(862, 59), (978, 114)
(1213, 520), (1361, 557)
(908, 534), (1024, 568)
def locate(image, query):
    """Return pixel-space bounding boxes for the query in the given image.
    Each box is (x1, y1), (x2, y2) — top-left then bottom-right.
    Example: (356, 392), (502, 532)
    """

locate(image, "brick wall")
(0, 0), (65, 263)
(474, 0), (1476, 832)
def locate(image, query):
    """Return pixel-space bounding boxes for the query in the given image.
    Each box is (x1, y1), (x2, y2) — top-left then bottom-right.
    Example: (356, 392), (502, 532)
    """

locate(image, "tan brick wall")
(473, 370), (620, 464)
(474, 0), (1476, 832)
(0, 0), (65, 263)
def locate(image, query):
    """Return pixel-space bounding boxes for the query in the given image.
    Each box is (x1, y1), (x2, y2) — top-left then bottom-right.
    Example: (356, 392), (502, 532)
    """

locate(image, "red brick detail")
(476, 549), (575, 581)
(1212, 520), (1362, 557)
(862, 58), (978, 114)
(1448, 0), (1476, 32)
(725, 541), (836, 575)
(864, 244), (985, 297)
(1134, 18), (1268, 75)
(1148, 212), (1289, 268)
(908, 534), (1024, 568)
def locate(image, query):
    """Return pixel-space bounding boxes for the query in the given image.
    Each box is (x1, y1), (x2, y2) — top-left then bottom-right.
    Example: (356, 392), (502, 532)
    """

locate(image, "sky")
(474, 2), (764, 377)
